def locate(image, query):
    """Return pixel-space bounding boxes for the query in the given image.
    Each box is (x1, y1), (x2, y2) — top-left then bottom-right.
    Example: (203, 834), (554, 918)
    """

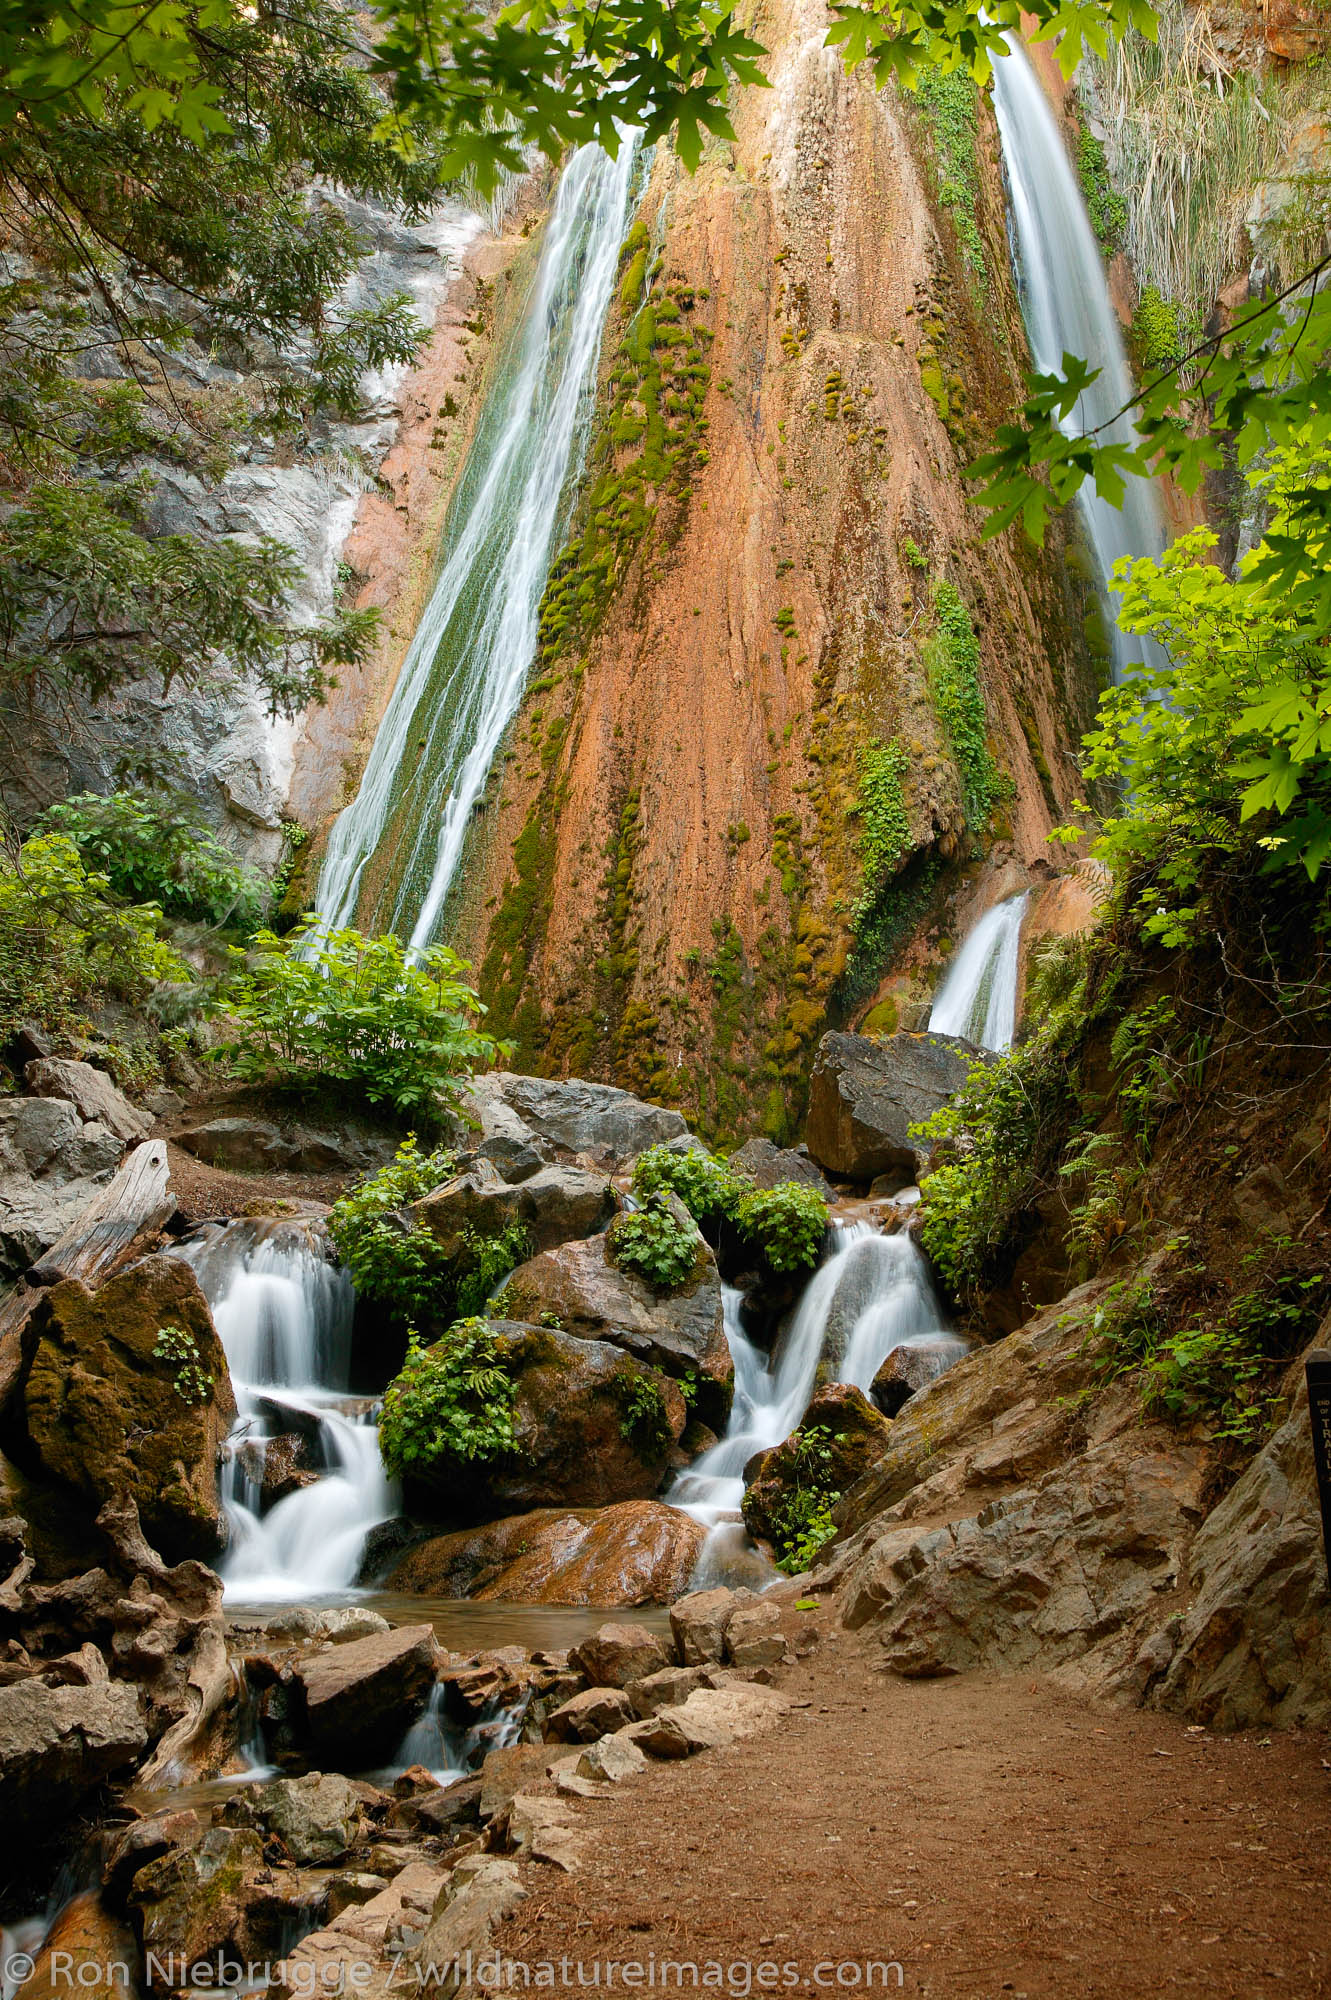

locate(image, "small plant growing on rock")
(608, 1192), (699, 1290)
(734, 1182), (829, 1275)
(153, 1324), (214, 1406)
(751, 1425), (842, 1574)
(454, 1221), (533, 1317)
(610, 1370), (673, 1460)
(378, 1319), (518, 1477)
(328, 1138), (458, 1318)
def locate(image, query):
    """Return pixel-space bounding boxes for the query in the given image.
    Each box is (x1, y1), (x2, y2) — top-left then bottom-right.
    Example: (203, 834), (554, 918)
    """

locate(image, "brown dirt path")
(494, 1633), (1331, 2000)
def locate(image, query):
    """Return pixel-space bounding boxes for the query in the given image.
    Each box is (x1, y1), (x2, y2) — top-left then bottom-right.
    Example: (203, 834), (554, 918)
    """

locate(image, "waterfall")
(928, 890), (1030, 1051)
(670, 1225), (966, 1579)
(313, 138), (642, 949)
(990, 38), (1170, 682)
(178, 1221), (395, 1603)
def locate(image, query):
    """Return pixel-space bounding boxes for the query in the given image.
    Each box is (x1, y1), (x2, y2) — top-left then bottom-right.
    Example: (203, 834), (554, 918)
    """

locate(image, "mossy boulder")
(13, 1254), (235, 1561)
(397, 1319), (686, 1524)
(389, 1499), (706, 1605)
(741, 1383), (892, 1550)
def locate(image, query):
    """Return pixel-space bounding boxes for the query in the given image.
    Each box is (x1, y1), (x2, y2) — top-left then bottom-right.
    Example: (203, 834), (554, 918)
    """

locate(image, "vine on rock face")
(926, 580), (998, 830)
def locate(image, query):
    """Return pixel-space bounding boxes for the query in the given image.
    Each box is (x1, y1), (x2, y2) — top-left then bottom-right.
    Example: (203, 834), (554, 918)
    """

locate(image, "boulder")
(741, 1384), (891, 1550)
(724, 1600), (787, 1669)
(236, 1432), (321, 1508)
(415, 1160), (616, 1258)
(628, 1683), (790, 1757)
(388, 1501), (706, 1606)
(498, 1231), (732, 1399)
(0, 1096), (125, 1278)
(174, 1116), (397, 1175)
(290, 1623), (440, 1768)
(726, 1139), (833, 1194)
(545, 1686), (635, 1742)
(259, 1772), (365, 1863)
(15, 1893), (141, 2000)
(570, 1622), (672, 1689)
(805, 1030), (978, 1183)
(576, 1732), (647, 1783)
(0, 1678), (147, 1835)
(411, 1856), (525, 1974)
(669, 1585), (744, 1665)
(460, 1073), (687, 1170)
(11, 1255), (235, 1561)
(478, 1743), (551, 1820)
(129, 1826), (291, 1969)
(871, 1335), (970, 1416)
(395, 1322), (686, 1521)
(624, 1664), (719, 1717)
(25, 1058), (152, 1144)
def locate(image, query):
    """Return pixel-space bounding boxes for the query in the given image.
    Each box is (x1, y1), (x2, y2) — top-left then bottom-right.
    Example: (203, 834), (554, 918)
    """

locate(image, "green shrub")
(212, 922), (506, 1119)
(733, 1181), (829, 1274)
(40, 789), (266, 931)
(751, 1425), (843, 1573)
(610, 1370), (673, 1458)
(327, 1138), (459, 1318)
(608, 1192), (700, 1290)
(630, 1143), (830, 1275)
(1130, 284), (1193, 369)
(454, 1222), (533, 1316)
(0, 831), (186, 1050)
(378, 1319), (518, 1478)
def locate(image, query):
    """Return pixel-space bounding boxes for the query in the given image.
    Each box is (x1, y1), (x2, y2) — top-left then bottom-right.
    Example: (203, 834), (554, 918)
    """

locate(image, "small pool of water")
(226, 1593), (671, 1653)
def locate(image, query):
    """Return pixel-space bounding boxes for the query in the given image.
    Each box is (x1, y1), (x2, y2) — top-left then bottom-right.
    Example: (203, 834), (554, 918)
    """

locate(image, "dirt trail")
(494, 1635), (1331, 2000)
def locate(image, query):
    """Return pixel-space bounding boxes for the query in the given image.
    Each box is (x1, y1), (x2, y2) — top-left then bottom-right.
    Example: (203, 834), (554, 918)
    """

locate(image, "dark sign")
(1308, 1349), (1331, 1581)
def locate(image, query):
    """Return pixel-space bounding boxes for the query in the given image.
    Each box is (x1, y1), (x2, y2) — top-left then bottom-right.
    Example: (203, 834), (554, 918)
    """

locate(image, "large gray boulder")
(0, 1096), (125, 1278)
(457, 1073), (688, 1172)
(174, 1115), (396, 1174)
(0, 1678), (147, 1834)
(498, 1230), (731, 1393)
(24, 1058), (151, 1144)
(257, 1772), (365, 1863)
(414, 1159), (615, 1257)
(805, 1030), (978, 1183)
(726, 1138), (832, 1194)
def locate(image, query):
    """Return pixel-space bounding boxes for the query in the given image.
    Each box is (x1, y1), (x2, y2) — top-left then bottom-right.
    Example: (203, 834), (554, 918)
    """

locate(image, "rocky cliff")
(416, 0), (1104, 1144)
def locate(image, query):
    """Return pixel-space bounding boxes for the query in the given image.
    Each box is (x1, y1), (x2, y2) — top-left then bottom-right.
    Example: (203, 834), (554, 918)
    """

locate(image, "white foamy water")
(929, 890), (1030, 1052)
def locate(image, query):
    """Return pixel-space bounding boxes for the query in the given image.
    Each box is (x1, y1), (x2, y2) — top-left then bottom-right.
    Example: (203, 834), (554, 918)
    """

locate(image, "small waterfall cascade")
(929, 890), (1030, 1052)
(385, 1682), (530, 1785)
(177, 1220), (395, 1603)
(990, 38), (1170, 682)
(671, 1224), (967, 1577)
(313, 137), (642, 950)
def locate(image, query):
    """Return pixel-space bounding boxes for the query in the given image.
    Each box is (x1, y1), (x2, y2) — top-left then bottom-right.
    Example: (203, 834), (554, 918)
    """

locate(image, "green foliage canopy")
(40, 789), (265, 931)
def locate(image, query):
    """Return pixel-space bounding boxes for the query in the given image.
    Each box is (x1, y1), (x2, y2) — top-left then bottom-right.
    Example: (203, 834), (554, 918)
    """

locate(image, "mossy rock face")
(16, 1254), (236, 1562)
(400, 1319), (686, 1525)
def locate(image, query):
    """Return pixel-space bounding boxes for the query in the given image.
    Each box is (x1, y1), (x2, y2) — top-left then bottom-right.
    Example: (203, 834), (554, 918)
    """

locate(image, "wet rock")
(129, 1825), (292, 1971)
(414, 1161), (616, 1257)
(546, 1686), (635, 1742)
(0, 1678), (147, 1836)
(259, 1771), (365, 1863)
(237, 1431), (321, 1507)
(669, 1585), (743, 1665)
(291, 1624), (440, 1769)
(11, 1255), (235, 1561)
(411, 1776), (483, 1835)
(25, 1059), (151, 1144)
(871, 1336), (970, 1416)
(570, 1622), (672, 1689)
(396, 1323), (686, 1520)
(576, 1732), (647, 1783)
(805, 1030), (978, 1182)
(0, 1096), (125, 1278)
(17, 1893), (141, 2000)
(724, 1601), (787, 1669)
(499, 1231), (732, 1405)
(741, 1384), (891, 1550)
(726, 1139), (833, 1194)
(389, 1500), (705, 1605)
(103, 1809), (205, 1901)
(232, 1606), (391, 1646)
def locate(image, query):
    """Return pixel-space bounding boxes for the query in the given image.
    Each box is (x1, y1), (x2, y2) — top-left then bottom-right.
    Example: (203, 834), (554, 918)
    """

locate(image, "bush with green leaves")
(377, 1319), (518, 1480)
(608, 1193), (700, 1291)
(733, 1182), (829, 1275)
(630, 1144), (830, 1276)
(0, 830), (186, 1050)
(327, 1138), (459, 1319)
(41, 790), (266, 931)
(748, 1426), (843, 1574)
(212, 921), (506, 1119)
(610, 1371), (674, 1460)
